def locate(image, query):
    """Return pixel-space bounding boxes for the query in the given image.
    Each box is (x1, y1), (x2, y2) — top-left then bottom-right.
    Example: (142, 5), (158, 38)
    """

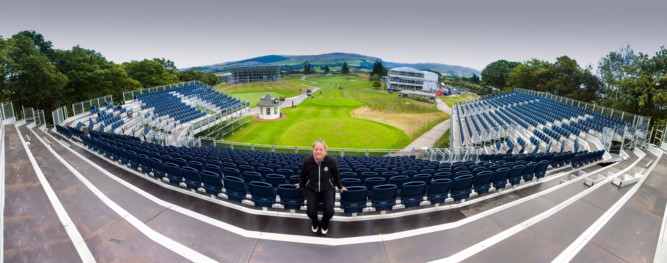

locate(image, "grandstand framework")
(228, 65), (281, 84)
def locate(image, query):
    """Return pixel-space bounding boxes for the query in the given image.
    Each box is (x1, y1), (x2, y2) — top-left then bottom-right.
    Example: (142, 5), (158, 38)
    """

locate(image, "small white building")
(256, 93), (282, 120)
(386, 67), (439, 92)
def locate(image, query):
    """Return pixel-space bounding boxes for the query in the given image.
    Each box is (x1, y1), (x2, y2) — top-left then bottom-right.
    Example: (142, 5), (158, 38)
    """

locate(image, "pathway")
(400, 98), (452, 152)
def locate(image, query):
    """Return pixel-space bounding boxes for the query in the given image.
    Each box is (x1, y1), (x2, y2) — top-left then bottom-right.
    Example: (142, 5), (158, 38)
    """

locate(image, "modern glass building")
(229, 65), (281, 84)
(385, 67), (439, 92)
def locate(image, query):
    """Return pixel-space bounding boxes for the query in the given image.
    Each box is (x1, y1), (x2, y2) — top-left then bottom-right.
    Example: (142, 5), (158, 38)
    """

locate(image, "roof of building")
(256, 93), (281, 107)
(390, 67), (439, 82)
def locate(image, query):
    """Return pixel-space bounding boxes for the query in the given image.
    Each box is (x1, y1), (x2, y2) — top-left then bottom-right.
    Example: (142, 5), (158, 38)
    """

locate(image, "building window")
(273, 107), (277, 114)
(266, 108), (271, 115)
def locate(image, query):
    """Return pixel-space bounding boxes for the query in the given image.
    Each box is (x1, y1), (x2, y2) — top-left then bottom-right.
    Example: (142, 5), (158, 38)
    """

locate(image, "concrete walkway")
(400, 98), (452, 151)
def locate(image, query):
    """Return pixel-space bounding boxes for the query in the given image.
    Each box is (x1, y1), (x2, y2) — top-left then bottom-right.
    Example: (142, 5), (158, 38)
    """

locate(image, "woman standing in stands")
(296, 140), (346, 234)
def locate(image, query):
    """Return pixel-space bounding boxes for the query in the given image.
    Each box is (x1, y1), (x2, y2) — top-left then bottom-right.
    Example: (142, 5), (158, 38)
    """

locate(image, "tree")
(53, 46), (141, 105)
(177, 67), (220, 86)
(15, 30), (56, 62)
(303, 62), (311, 74)
(467, 74), (480, 84)
(341, 62), (350, 74)
(597, 45), (639, 100)
(3, 33), (67, 111)
(324, 65), (330, 74)
(481, 60), (520, 89)
(370, 60), (387, 79)
(122, 58), (179, 88)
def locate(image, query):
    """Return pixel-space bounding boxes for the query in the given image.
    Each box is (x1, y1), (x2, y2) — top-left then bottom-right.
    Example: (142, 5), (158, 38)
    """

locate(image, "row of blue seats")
(542, 127), (562, 141)
(533, 129), (551, 144)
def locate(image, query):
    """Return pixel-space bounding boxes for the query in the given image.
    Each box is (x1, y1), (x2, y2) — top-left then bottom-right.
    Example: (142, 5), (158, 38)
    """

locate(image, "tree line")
(481, 46), (666, 131)
(0, 30), (220, 117)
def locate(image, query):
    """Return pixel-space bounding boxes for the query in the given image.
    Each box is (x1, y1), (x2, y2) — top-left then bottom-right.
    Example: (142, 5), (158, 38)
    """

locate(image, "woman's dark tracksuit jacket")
(299, 155), (343, 228)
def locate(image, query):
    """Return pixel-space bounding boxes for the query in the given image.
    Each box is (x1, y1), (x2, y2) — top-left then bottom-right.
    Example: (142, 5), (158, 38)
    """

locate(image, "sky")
(1, 0), (666, 71)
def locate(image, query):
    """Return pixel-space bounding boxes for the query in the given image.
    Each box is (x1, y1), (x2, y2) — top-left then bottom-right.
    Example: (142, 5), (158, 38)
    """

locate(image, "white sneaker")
(321, 227), (328, 235)
(311, 225), (319, 233)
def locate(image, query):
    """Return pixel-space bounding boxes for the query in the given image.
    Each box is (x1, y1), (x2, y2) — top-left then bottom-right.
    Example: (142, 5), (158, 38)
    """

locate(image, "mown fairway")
(220, 74), (449, 149)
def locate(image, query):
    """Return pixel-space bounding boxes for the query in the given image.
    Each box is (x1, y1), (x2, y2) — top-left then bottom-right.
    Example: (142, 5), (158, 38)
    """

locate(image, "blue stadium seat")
(242, 171), (263, 183)
(427, 179), (452, 204)
(389, 175), (410, 192)
(340, 172), (358, 179)
(451, 175), (474, 201)
(223, 176), (247, 202)
(473, 170), (493, 194)
(182, 166), (202, 190)
(341, 178), (362, 187)
(364, 177), (386, 198)
(188, 161), (204, 172)
(371, 184), (397, 212)
(150, 158), (165, 179)
(508, 165), (525, 185)
(289, 175), (301, 185)
(200, 170), (222, 195)
(400, 181), (427, 208)
(522, 162), (538, 182)
(204, 164), (223, 177)
(340, 186), (367, 214)
(491, 167), (510, 190)
(277, 184), (305, 210)
(222, 167), (241, 178)
(249, 181), (276, 208)
(139, 154), (152, 174)
(412, 173), (432, 184)
(535, 160), (550, 179)
(164, 162), (183, 184)
(265, 174), (287, 188)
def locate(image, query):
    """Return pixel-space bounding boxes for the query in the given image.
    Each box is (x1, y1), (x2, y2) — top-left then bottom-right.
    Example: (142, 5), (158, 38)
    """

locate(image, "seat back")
(340, 186), (368, 214)
(341, 178), (362, 187)
(522, 162), (538, 181)
(242, 171), (263, 183)
(427, 178), (452, 204)
(473, 170), (493, 194)
(364, 177), (386, 197)
(371, 184), (397, 212)
(388, 175), (410, 190)
(412, 173), (432, 184)
(188, 161), (204, 172)
(223, 176), (247, 202)
(222, 167), (241, 178)
(181, 166), (202, 189)
(163, 162), (182, 184)
(535, 160), (550, 178)
(265, 174), (287, 188)
(451, 175), (474, 201)
(508, 165), (525, 185)
(200, 170), (222, 195)
(249, 181), (276, 208)
(400, 181), (427, 208)
(150, 157), (165, 178)
(204, 164), (223, 177)
(277, 184), (305, 210)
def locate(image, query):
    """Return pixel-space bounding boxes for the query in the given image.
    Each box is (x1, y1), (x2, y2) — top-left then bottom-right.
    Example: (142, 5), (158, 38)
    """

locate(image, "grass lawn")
(220, 76), (310, 107)
(219, 74), (450, 149)
(435, 129), (451, 148)
(439, 94), (478, 107)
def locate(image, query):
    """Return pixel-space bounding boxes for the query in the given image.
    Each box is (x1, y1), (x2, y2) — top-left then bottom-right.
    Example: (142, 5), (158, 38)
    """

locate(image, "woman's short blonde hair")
(313, 139), (327, 150)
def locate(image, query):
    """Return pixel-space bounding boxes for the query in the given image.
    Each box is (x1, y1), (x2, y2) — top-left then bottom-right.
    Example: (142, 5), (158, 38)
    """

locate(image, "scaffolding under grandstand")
(229, 65), (281, 84)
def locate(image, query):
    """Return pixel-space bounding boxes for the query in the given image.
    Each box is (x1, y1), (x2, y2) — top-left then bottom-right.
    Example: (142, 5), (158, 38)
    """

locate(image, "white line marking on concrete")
(434, 149), (647, 263)
(29, 127), (215, 263)
(16, 125), (96, 262)
(555, 151), (663, 262)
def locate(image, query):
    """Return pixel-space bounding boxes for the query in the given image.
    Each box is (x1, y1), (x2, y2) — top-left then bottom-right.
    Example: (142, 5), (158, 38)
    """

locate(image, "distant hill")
(195, 52), (480, 77)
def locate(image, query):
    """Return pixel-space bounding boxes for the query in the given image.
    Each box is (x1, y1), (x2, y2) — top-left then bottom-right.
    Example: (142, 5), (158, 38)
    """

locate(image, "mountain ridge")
(195, 52), (480, 77)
